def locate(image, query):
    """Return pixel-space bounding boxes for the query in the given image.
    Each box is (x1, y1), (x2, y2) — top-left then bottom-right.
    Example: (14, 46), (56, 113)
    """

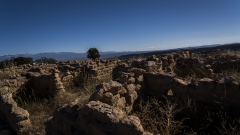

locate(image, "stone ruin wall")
(58, 60), (118, 87)
(174, 50), (240, 78)
(45, 50), (240, 135)
(0, 90), (31, 135)
(114, 51), (240, 105)
(0, 66), (65, 135)
(144, 72), (240, 104)
(0, 65), (31, 78)
(1, 49), (240, 134)
(0, 60), (121, 135)
(45, 80), (151, 135)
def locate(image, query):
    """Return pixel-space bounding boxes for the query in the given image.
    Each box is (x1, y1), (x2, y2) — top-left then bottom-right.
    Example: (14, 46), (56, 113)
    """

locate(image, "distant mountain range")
(0, 43), (239, 62)
(119, 43), (240, 58)
(0, 51), (146, 61)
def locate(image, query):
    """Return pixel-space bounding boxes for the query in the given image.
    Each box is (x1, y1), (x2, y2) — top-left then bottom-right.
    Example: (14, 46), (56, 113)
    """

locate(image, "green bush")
(35, 57), (57, 64)
(0, 57), (33, 69)
(13, 57), (33, 66)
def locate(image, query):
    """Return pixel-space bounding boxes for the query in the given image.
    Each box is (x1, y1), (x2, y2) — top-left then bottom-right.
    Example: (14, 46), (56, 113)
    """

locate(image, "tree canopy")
(35, 57), (57, 64)
(0, 57), (33, 69)
(87, 48), (100, 60)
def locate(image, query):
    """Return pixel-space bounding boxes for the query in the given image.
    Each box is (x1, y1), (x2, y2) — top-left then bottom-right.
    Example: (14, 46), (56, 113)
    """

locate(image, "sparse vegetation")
(0, 59), (15, 69)
(132, 96), (240, 135)
(0, 57), (33, 69)
(0, 72), (10, 80)
(221, 50), (240, 58)
(2, 49), (240, 134)
(132, 97), (187, 135)
(35, 57), (57, 64)
(11, 69), (112, 134)
(13, 57), (33, 66)
(13, 87), (84, 134)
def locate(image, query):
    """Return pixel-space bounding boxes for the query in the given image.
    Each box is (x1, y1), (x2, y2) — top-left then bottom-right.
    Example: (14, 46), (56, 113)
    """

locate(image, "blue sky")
(0, 0), (240, 55)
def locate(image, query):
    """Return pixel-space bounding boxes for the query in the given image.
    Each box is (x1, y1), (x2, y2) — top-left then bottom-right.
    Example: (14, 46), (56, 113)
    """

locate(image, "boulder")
(144, 72), (175, 98)
(117, 74), (128, 83)
(90, 81), (124, 104)
(135, 75), (144, 84)
(125, 84), (136, 94)
(224, 76), (236, 84)
(96, 81), (123, 95)
(131, 68), (145, 76)
(127, 77), (135, 84)
(117, 116), (144, 135)
(62, 75), (73, 82)
(82, 100), (126, 126)
(124, 91), (138, 105)
(144, 61), (155, 67)
(64, 99), (80, 113)
(172, 78), (189, 98)
(198, 78), (215, 90)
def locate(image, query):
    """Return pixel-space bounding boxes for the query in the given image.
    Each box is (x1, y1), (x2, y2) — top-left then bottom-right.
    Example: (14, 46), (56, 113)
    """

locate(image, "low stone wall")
(1, 69), (65, 99)
(0, 68), (65, 134)
(60, 60), (117, 85)
(45, 68), (240, 135)
(0, 91), (31, 135)
(144, 72), (240, 104)
(46, 101), (150, 135)
(45, 81), (152, 135)
(2, 49), (240, 134)
(25, 70), (65, 98)
(0, 77), (26, 93)
(0, 65), (32, 78)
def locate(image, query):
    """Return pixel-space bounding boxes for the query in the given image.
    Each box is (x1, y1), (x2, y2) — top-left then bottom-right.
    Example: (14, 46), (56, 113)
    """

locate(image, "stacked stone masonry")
(0, 49), (240, 134)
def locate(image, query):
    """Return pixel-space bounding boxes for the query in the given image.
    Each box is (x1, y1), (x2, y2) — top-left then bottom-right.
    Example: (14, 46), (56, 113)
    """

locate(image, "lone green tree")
(87, 48), (100, 60)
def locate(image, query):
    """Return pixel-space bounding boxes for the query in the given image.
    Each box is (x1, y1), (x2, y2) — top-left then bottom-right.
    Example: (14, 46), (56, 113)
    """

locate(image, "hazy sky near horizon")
(0, 0), (240, 55)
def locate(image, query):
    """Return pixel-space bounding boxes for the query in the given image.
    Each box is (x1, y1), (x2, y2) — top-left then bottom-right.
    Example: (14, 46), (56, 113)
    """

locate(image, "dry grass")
(132, 96), (240, 135)
(0, 72), (10, 80)
(13, 87), (84, 134)
(7, 50), (240, 134)
(216, 112), (240, 135)
(27, 90), (94, 134)
(132, 97), (188, 135)
(221, 50), (240, 58)
(222, 69), (240, 83)
(12, 71), (112, 134)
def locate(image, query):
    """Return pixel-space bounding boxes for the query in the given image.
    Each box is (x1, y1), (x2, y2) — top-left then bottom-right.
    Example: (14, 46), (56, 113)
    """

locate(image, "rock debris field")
(1, 49), (240, 135)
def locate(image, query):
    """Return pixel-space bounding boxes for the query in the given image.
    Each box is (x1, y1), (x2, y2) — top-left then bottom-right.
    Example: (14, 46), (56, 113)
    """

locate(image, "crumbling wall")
(1, 68), (65, 99)
(60, 60), (117, 85)
(0, 77), (27, 93)
(0, 89), (31, 135)
(144, 72), (240, 105)
(2, 49), (240, 135)
(0, 65), (32, 78)
(0, 68), (65, 134)
(45, 81), (152, 135)
(26, 69), (65, 98)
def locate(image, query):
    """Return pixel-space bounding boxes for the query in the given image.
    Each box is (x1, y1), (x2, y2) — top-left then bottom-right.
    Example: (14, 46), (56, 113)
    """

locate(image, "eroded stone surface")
(0, 93), (31, 135)
(1, 49), (240, 135)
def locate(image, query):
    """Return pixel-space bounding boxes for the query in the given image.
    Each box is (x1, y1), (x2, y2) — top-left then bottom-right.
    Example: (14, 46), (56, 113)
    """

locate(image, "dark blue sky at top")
(0, 0), (240, 55)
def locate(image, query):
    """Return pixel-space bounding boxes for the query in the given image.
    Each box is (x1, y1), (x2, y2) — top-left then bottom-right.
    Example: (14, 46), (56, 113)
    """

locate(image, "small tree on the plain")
(87, 48), (100, 60)
(35, 57), (57, 64)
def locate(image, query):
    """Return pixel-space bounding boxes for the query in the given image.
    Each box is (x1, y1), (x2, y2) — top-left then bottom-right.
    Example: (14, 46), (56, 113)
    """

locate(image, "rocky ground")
(1, 49), (240, 135)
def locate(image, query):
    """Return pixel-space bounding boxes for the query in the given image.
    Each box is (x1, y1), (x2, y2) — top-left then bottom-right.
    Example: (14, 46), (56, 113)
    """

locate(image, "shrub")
(0, 57), (33, 69)
(35, 57), (57, 64)
(87, 48), (100, 60)
(13, 57), (33, 66)
(132, 97), (186, 135)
